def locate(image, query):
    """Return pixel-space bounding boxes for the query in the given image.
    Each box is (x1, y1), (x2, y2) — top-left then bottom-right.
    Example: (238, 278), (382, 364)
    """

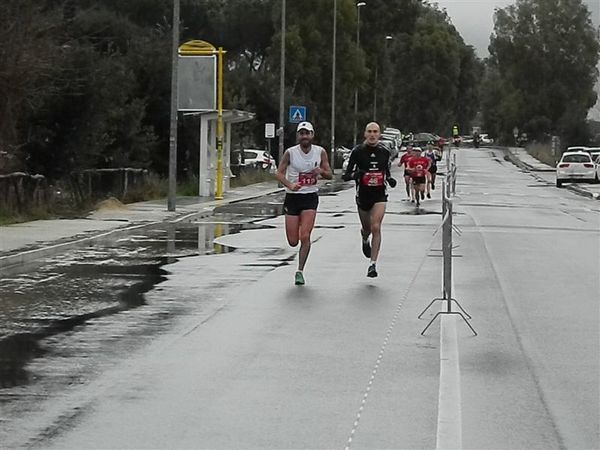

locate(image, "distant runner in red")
(406, 150), (431, 207)
(398, 146), (414, 200)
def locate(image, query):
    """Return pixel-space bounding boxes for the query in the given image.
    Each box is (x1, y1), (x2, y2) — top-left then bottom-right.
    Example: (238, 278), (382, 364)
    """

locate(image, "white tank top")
(285, 144), (324, 194)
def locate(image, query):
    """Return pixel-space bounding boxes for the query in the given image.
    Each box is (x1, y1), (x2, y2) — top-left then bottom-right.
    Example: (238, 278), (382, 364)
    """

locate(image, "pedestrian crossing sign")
(288, 106), (306, 124)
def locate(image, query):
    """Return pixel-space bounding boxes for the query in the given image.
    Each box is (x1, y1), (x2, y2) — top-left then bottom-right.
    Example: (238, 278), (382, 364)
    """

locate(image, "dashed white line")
(344, 253), (429, 450)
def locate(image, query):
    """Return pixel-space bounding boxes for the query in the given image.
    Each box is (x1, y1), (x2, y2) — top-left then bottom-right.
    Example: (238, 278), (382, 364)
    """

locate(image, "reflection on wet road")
(0, 182), (356, 446)
(0, 190), (302, 443)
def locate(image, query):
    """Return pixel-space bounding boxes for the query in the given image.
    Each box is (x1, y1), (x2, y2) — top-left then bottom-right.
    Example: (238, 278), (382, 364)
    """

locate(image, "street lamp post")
(382, 35), (393, 126)
(374, 35), (393, 123)
(352, 1), (366, 148)
(330, 0), (337, 173)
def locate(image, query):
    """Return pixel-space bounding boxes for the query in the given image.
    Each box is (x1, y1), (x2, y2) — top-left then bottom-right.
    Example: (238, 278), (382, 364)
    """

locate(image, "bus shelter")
(184, 109), (255, 197)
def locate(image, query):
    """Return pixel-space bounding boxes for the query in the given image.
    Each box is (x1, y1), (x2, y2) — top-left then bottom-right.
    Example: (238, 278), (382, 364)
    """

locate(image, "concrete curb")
(0, 186), (284, 274)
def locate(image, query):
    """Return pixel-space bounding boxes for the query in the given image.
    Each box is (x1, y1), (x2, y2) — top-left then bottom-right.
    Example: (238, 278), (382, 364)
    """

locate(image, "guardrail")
(419, 147), (477, 336)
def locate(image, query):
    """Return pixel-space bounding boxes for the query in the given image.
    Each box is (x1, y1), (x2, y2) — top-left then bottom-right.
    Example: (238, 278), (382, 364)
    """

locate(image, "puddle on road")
(0, 215), (279, 388)
(0, 189), (364, 444)
(0, 188), (358, 391)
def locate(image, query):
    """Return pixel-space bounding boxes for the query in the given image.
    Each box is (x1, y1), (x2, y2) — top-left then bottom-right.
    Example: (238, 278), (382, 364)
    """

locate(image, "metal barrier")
(419, 148), (477, 335)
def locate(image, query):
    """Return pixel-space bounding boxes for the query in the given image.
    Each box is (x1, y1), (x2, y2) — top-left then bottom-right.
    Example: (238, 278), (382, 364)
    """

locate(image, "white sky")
(435, 0), (517, 56)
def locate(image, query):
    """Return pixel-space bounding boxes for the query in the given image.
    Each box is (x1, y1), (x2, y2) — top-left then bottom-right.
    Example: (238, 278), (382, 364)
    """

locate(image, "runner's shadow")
(350, 283), (384, 307)
(284, 286), (318, 308)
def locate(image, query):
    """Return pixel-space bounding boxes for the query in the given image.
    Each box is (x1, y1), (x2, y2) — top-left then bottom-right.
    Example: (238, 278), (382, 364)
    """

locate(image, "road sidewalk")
(0, 181), (284, 273)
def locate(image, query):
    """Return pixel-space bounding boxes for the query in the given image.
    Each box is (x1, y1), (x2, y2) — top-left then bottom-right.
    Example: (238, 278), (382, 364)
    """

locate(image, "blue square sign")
(288, 106), (306, 124)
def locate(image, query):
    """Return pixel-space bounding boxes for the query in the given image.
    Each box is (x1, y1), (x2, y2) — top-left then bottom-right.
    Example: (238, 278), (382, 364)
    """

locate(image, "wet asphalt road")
(1, 150), (599, 449)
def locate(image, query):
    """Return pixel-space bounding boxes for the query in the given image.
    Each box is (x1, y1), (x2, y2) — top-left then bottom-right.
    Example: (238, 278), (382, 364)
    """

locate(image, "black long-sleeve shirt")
(342, 142), (391, 194)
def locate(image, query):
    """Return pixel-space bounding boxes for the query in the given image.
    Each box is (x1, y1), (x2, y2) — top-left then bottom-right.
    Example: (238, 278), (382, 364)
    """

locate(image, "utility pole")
(278, 0), (286, 168)
(330, 0), (337, 173)
(167, 0), (180, 211)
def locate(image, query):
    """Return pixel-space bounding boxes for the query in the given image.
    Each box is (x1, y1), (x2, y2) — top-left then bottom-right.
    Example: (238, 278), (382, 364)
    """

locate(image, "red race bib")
(361, 171), (384, 187)
(298, 172), (317, 186)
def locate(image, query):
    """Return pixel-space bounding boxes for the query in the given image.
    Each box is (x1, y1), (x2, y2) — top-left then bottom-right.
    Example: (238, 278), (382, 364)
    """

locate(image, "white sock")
(296, 269), (303, 273)
(370, 261), (376, 266)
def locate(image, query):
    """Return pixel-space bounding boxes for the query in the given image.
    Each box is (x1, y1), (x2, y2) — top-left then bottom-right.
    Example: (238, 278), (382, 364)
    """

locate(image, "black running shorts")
(283, 192), (319, 216)
(412, 176), (426, 185)
(428, 165), (437, 174)
(356, 191), (387, 211)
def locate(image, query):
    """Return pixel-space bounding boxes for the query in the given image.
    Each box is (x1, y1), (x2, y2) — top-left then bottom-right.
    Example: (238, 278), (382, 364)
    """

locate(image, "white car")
(479, 134), (494, 145)
(556, 151), (597, 187)
(589, 149), (600, 181)
(566, 146), (588, 153)
(233, 149), (275, 171)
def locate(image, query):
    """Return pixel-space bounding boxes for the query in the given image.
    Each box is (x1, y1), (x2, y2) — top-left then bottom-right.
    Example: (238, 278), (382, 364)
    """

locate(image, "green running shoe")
(294, 271), (305, 285)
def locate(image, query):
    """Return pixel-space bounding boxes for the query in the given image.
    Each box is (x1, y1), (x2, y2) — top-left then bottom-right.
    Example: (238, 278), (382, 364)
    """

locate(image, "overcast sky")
(436, 0), (600, 57)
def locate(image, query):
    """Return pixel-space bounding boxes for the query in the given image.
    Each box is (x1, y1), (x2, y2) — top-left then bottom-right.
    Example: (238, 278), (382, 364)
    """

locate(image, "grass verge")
(230, 170), (275, 188)
(526, 142), (557, 167)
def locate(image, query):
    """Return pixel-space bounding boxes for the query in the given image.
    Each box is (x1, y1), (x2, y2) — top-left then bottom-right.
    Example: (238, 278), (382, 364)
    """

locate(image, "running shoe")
(416, 199), (420, 207)
(294, 271), (305, 285)
(427, 193), (431, 199)
(421, 191), (425, 200)
(362, 238), (372, 258)
(367, 264), (378, 278)
(411, 199), (415, 203)
(431, 184), (435, 190)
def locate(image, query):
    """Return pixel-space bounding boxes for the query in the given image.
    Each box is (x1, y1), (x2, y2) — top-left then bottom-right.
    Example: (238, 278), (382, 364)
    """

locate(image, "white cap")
(297, 121), (314, 133)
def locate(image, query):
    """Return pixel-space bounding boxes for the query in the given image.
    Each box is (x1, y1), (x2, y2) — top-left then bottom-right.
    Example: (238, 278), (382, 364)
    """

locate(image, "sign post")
(265, 123), (275, 159)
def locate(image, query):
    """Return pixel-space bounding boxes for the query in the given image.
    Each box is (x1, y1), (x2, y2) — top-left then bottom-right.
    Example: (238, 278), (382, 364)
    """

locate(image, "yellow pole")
(215, 47), (224, 200)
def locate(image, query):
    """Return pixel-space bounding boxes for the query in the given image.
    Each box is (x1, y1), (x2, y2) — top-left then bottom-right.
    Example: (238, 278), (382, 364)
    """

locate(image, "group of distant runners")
(397, 142), (442, 207)
(276, 120), (443, 285)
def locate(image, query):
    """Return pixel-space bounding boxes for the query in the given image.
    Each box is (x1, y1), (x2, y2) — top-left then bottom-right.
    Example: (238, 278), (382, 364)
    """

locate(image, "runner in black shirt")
(342, 122), (397, 278)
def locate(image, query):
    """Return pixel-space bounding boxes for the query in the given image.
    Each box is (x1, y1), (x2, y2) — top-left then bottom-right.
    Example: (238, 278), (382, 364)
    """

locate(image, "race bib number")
(413, 165), (425, 177)
(361, 171), (384, 187)
(298, 171), (317, 186)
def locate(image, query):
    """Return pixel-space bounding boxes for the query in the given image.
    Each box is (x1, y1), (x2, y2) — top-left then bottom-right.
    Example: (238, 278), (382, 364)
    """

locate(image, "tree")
(385, 5), (480, 136)
(484, 0), (600, 145)
(0, 0), (65, 171)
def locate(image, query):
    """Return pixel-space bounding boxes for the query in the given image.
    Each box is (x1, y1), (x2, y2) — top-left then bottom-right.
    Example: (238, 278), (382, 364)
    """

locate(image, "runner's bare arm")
(316, 149), (333, 180)
(276, 150), (298, 190)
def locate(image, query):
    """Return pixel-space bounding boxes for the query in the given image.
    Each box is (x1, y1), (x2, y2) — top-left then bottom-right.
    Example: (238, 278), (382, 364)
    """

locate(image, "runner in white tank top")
(276, 121), (332, 285)
(285, 144), (323, 194)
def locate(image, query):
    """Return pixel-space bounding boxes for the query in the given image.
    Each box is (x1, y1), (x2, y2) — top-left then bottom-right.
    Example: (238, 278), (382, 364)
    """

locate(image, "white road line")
(344, 251), (430, 450)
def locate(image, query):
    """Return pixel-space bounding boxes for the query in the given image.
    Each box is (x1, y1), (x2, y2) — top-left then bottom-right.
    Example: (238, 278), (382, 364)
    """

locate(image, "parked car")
(556, 151), (597, 187)
(412, 132), (438, 147)
(566, 146), (588, 153)
(479, 134), (494, 145)
(588, 148), (600, 163)
(379, 139), (399, 160)
(232, 149), (275, 171)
